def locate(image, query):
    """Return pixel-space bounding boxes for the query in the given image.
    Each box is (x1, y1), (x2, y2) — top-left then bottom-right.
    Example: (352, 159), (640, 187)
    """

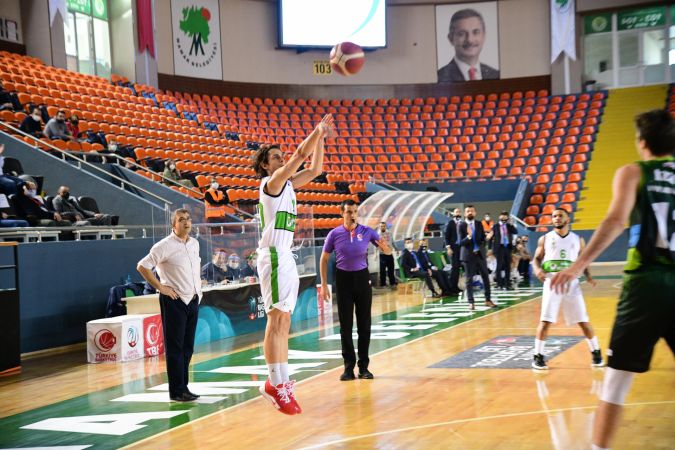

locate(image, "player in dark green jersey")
(551, 109), (674, 450)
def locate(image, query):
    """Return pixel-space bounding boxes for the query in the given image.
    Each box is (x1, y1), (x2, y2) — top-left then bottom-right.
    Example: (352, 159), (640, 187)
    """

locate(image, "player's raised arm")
(292, 114), (335, 189)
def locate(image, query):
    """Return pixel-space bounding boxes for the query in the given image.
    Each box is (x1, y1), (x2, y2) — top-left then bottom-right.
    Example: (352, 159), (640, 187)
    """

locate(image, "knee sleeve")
(600, 367), (635, 405)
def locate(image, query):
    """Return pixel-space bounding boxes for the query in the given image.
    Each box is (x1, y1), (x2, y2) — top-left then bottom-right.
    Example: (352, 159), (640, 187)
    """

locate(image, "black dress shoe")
(485, 300), (498, 308)
(186, 390), (200, 399)
(358, 369), (374, 379)
(170, 392), (197, 402)
(340, 369), (356, 381)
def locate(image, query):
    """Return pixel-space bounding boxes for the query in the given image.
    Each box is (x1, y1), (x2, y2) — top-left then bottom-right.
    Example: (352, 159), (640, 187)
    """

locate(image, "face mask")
(405, 243), (414, 251)
(211, 183), (219, 190)
(229, 262), (239, 270)
(72, 120), (79, 125)
(420, 245), (427, 251)
(61, 192), (70, 199)
(57, 118), (65, 123)
(500, 219), (507, 224)
(109, 144), (118, 151)
(32, 114), (41, 121)
(169, 164), (176, 170)
(454, 215), (461, 221)
(485, 216), (491, 221)
(27, 189), (36, 197)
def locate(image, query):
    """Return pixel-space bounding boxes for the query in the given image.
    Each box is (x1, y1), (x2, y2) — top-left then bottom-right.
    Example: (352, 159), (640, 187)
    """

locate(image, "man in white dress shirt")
(137, 208), (202, 402)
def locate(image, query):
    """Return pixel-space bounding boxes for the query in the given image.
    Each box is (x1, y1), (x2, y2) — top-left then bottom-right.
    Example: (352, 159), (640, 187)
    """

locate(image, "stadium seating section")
(0, 51), (614, 232)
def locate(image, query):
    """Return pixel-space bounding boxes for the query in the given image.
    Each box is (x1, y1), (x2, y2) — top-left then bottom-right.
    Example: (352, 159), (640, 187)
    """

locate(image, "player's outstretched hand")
(318, 114), (336, 138)
(550, 267), (582, 294)
(587, 277), (597, 288)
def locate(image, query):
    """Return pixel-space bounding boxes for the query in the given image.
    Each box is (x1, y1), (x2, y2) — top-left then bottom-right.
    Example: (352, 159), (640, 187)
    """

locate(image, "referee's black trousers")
(159, 294), (199, 397)
(335, 268), (372, 370)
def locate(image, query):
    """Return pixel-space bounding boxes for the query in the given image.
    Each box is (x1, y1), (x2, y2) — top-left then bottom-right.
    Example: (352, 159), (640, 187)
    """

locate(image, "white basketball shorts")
(257, 247), (299, 314)
(540, 278), (589, 325)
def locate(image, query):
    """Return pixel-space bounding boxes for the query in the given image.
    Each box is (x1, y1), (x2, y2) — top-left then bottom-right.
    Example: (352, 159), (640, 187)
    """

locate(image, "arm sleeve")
(322, 230), (335, 254)
(52, 196), (64, 213)
(138, 242), (165, 270)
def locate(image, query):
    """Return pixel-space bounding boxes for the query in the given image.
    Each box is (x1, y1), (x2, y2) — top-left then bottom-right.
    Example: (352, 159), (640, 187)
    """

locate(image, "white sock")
(587, 336), (600, 351)
(591, 445), (609, 450)
(267, 363), (282, 386)
(279, 362), (290, 382)
(534, 339), (546, 355)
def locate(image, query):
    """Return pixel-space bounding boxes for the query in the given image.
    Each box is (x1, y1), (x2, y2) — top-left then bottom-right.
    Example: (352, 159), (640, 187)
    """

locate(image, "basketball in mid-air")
(329, 42), (365, 76)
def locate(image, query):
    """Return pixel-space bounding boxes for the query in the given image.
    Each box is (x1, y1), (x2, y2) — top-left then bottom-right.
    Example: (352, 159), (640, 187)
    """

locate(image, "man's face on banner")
(449, 17), (485, 63)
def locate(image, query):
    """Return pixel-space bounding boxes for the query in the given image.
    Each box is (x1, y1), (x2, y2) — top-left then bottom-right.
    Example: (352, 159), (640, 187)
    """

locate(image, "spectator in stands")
(122, 157), (138, 171)
(14, 180), (70, 227)
(416, 237), (453, 296)
(52, 185), (116, 225)
(163, 160), (194, 188)
(204, 177), (229, 223)
(44, 110), (72, 141)
(0, 144), (25, 196)
(107, 138), (136, 160)
(0, 211), (29, 228)
(443, 207), (463, 295)
(0, 81), (21, 111)
(201, 248), (228, 284)
(224, 254), (242, 282)
(67, 114), (83, 140)
(516, 237), (532, 283)
(491, 211), (517, 290)
(378, 222), (397, 288)
(19, 106), (45, 139)
(401, 237), (443, 297)
(437, 9), (500, 82)
(481, 213), (493, 237)
(240, 252), (258, 278)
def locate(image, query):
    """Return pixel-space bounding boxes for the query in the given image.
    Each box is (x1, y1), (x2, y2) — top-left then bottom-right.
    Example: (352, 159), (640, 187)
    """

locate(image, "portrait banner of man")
(436, 2), (500, 83)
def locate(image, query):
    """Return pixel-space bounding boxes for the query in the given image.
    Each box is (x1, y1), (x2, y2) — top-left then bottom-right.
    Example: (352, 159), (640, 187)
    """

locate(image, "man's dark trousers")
(159, 294), (199, 397)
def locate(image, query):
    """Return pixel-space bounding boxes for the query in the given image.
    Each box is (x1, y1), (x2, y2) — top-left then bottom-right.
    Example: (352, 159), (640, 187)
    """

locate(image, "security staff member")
(491, 211), (518, 290)
(320, 199), (392, 381)
(443, 208), (464, 295)
(204, 177), (230, 222)
(137, 209), (202, 402)
(459, 204), (497, 310)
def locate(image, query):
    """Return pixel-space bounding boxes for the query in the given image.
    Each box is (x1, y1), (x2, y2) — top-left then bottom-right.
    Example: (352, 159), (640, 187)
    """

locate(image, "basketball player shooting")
(252, 114), (336, 415)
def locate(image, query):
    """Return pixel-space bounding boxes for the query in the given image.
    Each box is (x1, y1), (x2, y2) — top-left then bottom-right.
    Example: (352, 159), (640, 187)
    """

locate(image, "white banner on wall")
(171, 0), (223, 80)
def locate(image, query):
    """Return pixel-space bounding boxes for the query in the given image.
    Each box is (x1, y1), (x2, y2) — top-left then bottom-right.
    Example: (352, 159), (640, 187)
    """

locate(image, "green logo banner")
(92, 0), (108, 20)
(583, 13), (612, 35)
(67, 0), (91, 15)
(618, 6), (666, 30)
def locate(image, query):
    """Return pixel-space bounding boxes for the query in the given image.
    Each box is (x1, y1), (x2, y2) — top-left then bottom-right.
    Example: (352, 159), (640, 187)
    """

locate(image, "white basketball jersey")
(257, 176), (297, 250)
(542, 230), (581, 273)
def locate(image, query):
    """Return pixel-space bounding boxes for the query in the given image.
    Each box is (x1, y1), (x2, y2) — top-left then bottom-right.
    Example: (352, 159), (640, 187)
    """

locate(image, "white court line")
(299, 400), (675, 449)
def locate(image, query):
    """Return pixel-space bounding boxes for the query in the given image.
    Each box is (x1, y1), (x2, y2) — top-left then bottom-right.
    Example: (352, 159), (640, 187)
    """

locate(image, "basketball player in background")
(551, 109), (674, 450)
(252, 114), (335, 415)
(531, 208), (603, 370)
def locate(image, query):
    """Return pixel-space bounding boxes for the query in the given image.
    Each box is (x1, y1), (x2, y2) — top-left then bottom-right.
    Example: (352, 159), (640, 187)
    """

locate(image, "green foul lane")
(0, 287), (546, 449)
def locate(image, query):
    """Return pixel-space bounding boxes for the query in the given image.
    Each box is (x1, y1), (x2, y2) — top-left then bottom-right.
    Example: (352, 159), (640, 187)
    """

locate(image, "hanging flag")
(137, 0), (156, 58)
(49, 0), (67, 26)
(550, 0), (576, 63)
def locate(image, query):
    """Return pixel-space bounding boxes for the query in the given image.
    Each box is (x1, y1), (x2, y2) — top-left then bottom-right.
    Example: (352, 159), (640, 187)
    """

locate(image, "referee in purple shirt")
(320, 199), (392, 381)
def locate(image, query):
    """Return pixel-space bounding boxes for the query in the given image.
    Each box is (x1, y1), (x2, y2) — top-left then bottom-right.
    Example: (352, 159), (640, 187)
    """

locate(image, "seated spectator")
(19, 106), (45, 139)
(67, 114), (83, 140)
(224, 254), (242, 282)
(106, 138), (136, 160)
(14, 181), (70, 227)
(240, 252), (258, 278)
(515, 238), (532, 282)
(44, 110), (72, 141)
(0, 81), (21, 111)
(162, 159), (194, 188)
(416, 238), (453, 296)
(52, 185), (117, 225)
(400, 237), (443, 297)
(122, 157), (138, 171)
(201, 248), (228, 284)
(0, 144), (25, 196)
(0, 211), (29, 228)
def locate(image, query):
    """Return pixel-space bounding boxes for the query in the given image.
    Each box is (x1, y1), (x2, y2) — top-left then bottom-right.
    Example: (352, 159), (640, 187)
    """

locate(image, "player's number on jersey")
(559, 249), (567, 259)
(651, 202), (675, 251)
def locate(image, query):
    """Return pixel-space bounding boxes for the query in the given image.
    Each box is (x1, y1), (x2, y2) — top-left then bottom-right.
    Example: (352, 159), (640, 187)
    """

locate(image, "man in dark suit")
(416, 238), (452, 296)
(401, 237), (442, 297)
(459, 205), (497, 310)
(443, 207), (463, 294)
(437, 8), (500, 82)
(491, 211), (518, 290)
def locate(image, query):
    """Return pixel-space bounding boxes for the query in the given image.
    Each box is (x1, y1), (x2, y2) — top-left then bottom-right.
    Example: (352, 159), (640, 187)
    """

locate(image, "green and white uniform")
(608, 157), (675, 373)
(257, 177), (299, 313)
(540, 230), (589, 325)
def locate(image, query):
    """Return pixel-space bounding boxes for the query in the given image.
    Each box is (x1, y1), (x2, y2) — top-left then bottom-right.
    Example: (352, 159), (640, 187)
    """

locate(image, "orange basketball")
(330, 42), (365, 76)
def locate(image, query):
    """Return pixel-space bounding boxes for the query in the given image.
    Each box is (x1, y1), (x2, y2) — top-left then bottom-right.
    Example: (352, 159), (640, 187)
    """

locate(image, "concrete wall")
(155, 0), (552, 85)
(110, 0), (135, 82)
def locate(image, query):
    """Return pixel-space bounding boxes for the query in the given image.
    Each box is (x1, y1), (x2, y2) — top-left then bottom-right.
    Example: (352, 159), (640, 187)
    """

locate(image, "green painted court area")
(0, 287), (546, 449)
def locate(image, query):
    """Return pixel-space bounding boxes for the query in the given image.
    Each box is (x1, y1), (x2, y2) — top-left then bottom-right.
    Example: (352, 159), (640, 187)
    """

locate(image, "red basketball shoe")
(284, 380), (302, 414)
(259, 379), (297, 415)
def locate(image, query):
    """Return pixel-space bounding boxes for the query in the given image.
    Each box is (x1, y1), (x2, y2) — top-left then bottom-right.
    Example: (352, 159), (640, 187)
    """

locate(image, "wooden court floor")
(0, 264), (673, 449)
